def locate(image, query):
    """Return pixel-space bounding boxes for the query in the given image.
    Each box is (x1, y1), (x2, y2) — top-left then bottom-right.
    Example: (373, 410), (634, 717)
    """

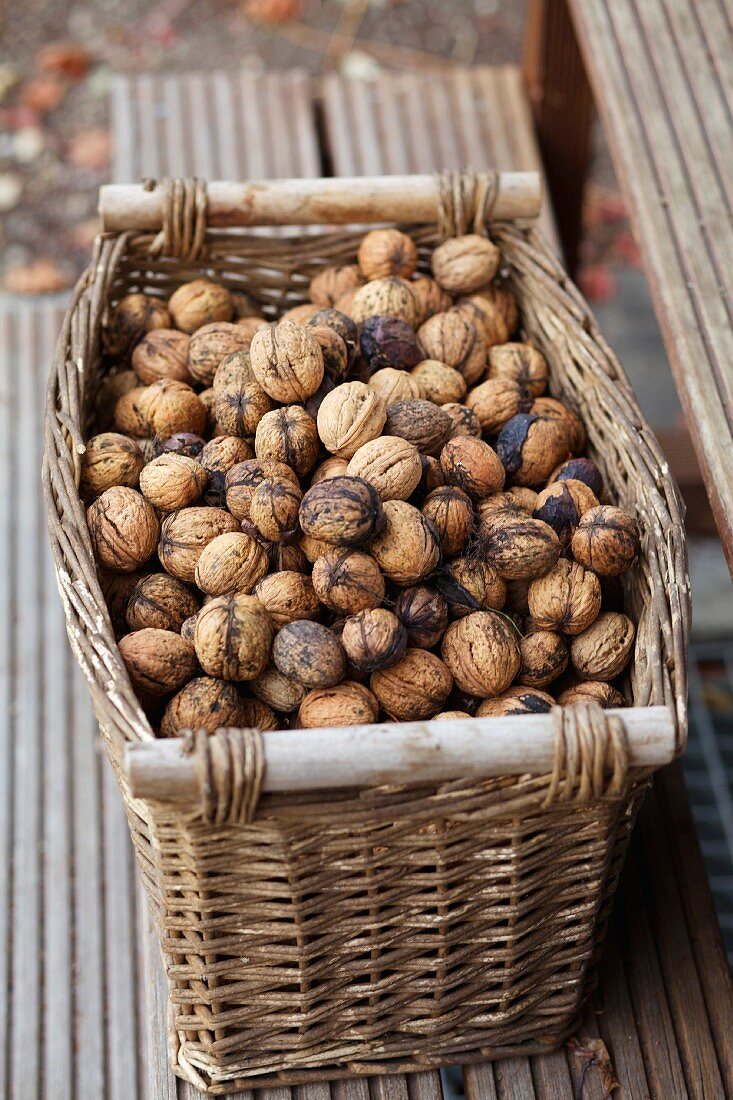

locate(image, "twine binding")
(436, 170), (500, 238)
(42, 177), (689, 1092)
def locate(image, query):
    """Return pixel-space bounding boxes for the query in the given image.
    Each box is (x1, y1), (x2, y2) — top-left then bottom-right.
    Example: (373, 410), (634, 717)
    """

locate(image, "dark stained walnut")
(154, 431), (206, 459)
(518, 631), (569, 688)
(479, 510), (561, 581)
(571, 505), (640, 577)
(119, 628), (198, 699)
(440, 436), (506, 500)
(395, 585), (448, 649)
(443, 557), (506, 617)
(341, 609), (407, 675)
(126, 573), (200, 633)
(300, 477), (385, 547)
(309, 324), (349, 383)
(103, 293), (171, 357)
(476, 687), (554, 716)
(160, 676), (248, 737)
(307, 309), (359, 363)
(272, 621), (346, 688)
(312, 547), (385, 615)
(359, 315), (423, 372)
(384, 399), (452, 457)
(496, 413), (570, 487)
(533, 479), (599, 548)
(548, 457), (604, 499)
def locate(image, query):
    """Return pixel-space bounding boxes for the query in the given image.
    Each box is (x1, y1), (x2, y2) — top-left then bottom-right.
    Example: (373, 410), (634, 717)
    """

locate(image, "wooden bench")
(525, 0), (733, 574)
(2, 62), (732, 1099)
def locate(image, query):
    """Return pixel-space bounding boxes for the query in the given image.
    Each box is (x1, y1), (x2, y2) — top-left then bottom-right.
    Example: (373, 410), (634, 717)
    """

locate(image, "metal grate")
(683, 641), (733, 962)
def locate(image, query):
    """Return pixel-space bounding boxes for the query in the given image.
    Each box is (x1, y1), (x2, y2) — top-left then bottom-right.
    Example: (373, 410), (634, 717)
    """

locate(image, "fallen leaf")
(20, 76), (66, 115)
(241, 0), (301, 23)
(4, 258), (71, 295)
(578, 263), (616, 304)
(37, 41), (91, 81)
(66, 127), (112, 171)
(0, 173), (23, 211)
(568, 1037), (620, 1098)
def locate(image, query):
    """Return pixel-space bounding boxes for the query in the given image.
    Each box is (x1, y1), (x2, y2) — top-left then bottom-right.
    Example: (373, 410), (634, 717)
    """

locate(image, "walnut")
(297, 681), (379, 728)
(159, 506), (240, 582)
(442, 403), (481, 439)
(571, 506), (640, 577)
(154, 431), (206, 459)
(359, 316), (423, 372)
(417, 310), (486, 386)
(476, 687), (554, 717)
(533, 479), (599, 548)
(248, 476), (302, 543)
(255, 405), (319, 478)
(300, 532), (334, 564)
(478, 490), (536, 527)
(532, 396), (585, 454)
(251, 665), (308, 713)
(557, 681), (626, 708)
(126, 572), (199, 633)
(518, 631), (569, 688)
(250, 320), (324, 402)
(300, 476), (384, 546)
(549, 457), (604, 499)
(432, 234), (500, 294)
(339, 609), (406, 675)
(384, 399), (452, 457)
(455, 282), (518, 346)
(421, 486), (474, 558)
(487, 346), (545, 402)
(281, 303), (321, 325)
(103, 293), (171, 357)
(350, 278), (419, 327)
(213, 349), (256, 395)
(81, 432), (144, 498)
(571, 611), (635, 681)
(253, 571), (320, 628)
(317, 381), (387, 459)
(214, 378), (272, 438)
(168, 279), (233, 333)
(307, 308), (359, 363)
(418, 454), (446, 494)
(272, 621), (346, 688)
(113, 386), (147, 437)
(132, 379), (206, 439)
(443, 557), (506, 616)
(527, 559), (602, 634)
(187, 322), (251, 386)
(119, 627), (198, 699)
(358, 228), (418, 280)
(194, 531), (269, 596)
(96, 369), (139, 430)
(440, 436), (505, 500)
(465, 378), (527, 438)
(311, 456), (350, 484)
(479, 510), (561, 581)
(98, 566), (152, 636)
(131, 329), (192, 386)
(369, 500), (441, 585)
(441, 611), (520, 697)
(409, 274), (453, 324)
(194, 593), (273, 680)
(312, 547), (385, 614)
(160, 675), (248, 736)
(432, 710), (472, 721)
(346, 436), (422, 502)
(496, 413), (570, 487)
(225, 459), (299, 522)
(240, 697), (280, 730)
(265, 541), (309, 574)
(87, 487), (159, 572)
(199, 436), (254, 506)
(180, 612), (199, 645)
(139, 453), (208, 512)
(371, 647), (452, 720)
(411, 360), (467, 405)
(309, 264), (365, 307)
(309, 325), (349, 383)
(368, 367), (423, 404)
(394, 585), (448, 649)
(234, 317), (268, 345)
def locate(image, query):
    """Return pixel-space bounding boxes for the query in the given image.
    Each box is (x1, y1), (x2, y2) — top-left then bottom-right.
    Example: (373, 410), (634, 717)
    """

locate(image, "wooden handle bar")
(125, 705), (675, 806)
(99, 173), (542, 232)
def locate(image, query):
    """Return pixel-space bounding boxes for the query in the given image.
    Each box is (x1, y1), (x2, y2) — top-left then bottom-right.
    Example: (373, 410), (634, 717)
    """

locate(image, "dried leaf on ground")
(37, 41), (92, 81)
(568, 1037), (620, 1098)
(4, 258), (71, 295)
(241, 0), (301, 23)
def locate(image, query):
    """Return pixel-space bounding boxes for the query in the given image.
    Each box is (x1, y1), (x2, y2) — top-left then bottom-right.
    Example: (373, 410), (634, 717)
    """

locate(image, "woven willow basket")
(43, 173), (689, 1094)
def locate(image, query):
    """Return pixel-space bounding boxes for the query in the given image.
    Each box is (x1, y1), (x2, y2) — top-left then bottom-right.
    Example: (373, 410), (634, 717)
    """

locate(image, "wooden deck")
(562, 0), (733, 574)
(2, 64), (732, 1098)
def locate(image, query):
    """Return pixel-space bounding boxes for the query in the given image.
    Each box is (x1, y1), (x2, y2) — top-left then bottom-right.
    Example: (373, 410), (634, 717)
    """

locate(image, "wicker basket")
(43, 173), (689, 1094)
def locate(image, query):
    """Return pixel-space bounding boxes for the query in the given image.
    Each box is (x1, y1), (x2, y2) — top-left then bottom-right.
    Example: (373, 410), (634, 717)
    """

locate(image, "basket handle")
(98, 172), (542, 234)
(124, 704), (675, 816)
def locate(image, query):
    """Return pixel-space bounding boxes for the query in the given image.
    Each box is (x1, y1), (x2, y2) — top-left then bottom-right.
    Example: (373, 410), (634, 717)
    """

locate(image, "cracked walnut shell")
(87, 486), (159, 573)
(250, 320), (324, 403)
(431, 233), (500, 295)
(370, 647), (452, 720)
(194, 593), (273, 681)
(441, 611), (521, 698)
(570, 611), (635, 681)
(119, 627), (198, 699)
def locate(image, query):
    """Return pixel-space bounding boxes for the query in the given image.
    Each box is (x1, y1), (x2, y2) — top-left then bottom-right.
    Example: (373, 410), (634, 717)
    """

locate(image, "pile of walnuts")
(85, 228), (641, 737)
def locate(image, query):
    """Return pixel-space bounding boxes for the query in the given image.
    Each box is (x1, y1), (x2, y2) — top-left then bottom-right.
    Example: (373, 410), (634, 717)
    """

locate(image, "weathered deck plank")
(567, 0), (733, 574)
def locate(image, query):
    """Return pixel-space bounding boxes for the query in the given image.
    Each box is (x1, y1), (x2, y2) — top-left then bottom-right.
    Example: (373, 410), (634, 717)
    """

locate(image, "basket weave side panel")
(131, 768), (649, 1089)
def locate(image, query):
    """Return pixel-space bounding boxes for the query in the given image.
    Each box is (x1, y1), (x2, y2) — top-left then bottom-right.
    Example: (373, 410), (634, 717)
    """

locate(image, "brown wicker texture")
(42, 175), (689, 1094)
